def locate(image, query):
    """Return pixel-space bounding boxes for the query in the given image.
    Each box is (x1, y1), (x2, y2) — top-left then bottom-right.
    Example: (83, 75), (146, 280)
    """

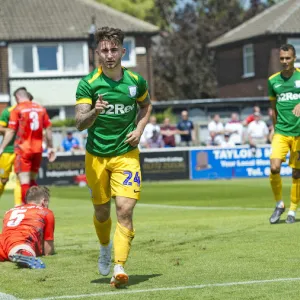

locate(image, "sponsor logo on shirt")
(295, 80), (300, 88)
(277, 92), (300, 101)
(100, 103), (135, 115)
(274, 84), (282, 88)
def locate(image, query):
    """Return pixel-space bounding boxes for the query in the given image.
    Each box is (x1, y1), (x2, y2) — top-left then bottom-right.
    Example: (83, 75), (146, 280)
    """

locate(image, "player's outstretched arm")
(75, 96), (108, 131)
(125, 98), (152, 147)
(0, 128), (15, 155)
(292, 103), (300, 117)
(45, 127), (56, 162)
(44, 240), (54, 256)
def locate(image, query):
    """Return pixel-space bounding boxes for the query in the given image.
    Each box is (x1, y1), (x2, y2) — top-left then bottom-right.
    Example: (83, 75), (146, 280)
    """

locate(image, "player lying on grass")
(0, 186), (55, 269)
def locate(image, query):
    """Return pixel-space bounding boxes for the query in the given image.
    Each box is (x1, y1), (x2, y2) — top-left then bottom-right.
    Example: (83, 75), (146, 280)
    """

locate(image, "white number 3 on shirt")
(29, 111), (40, 131)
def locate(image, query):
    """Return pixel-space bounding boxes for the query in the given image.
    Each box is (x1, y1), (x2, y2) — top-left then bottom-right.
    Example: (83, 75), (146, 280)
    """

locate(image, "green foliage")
(96, 0), (156, 25)
(51, 118), (76, 127)
(152, 107), (177, 123)
(153, 0), (277, 100)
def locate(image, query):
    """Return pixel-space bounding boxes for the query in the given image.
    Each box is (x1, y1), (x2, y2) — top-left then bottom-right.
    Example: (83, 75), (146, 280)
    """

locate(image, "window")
(122, 37), (136, 68)
(243, 44), (255, 77)
(287, 38), (300, 67)
(11, 45), (33, 73)
(37, 45), (58, 71)
(9, 42), (88, 77)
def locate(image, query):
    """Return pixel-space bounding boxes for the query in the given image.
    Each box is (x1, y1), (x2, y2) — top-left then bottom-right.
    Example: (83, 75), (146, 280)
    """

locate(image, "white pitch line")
(0, 292), (18, 300)
(138, 203), (271, 211)
(27, 277), (300, 300)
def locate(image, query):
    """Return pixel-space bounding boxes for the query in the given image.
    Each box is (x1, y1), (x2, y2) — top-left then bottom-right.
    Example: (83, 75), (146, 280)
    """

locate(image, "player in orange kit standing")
(0, 87), (56, 203)
(0, 186), (55, 268)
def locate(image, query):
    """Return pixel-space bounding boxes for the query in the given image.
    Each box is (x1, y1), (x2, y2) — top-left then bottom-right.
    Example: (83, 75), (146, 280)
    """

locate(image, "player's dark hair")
(13, 87), (27, 97)
(280, 44), (296, 56)
(95, 27), (124, 46)
(26, 186), (50, 204)
(27, 92), (34, 101)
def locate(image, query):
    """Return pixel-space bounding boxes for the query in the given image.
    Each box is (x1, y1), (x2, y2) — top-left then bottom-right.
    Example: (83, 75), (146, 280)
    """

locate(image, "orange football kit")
(8, 101), (51, 202)
(0, 204), (55, 261)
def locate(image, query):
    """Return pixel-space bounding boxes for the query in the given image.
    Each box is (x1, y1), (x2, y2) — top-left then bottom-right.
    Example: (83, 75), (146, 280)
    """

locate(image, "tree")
(153, 0), (277, 100)
(95, 0), (168, 26)
(153, 0), (247, 100)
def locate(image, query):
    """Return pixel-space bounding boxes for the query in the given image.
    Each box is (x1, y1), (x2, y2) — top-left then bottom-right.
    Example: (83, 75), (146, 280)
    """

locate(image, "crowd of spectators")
(139, 105), (274, 149)
(52, 106), (273, 151)
(207, 106), (273, 148)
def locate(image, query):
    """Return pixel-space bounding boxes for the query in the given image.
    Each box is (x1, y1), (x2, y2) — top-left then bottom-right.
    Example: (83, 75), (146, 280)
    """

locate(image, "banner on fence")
(37, 154), (85, 185)
(190, 146), (291, 180)
(140, 150), (190, 180)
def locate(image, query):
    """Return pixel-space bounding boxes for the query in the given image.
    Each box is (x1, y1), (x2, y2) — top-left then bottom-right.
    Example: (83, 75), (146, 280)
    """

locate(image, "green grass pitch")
(1, 178), (300, 300)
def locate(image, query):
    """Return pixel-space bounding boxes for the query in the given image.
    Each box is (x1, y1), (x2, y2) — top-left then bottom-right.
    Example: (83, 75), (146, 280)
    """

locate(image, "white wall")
(10, 78), (81, 106)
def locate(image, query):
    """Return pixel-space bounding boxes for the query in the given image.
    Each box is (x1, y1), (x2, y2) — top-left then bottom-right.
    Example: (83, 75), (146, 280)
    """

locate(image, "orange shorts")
(14, 152), (42, 173)
(0, 235), (6, 261)
(0, 234), (36, 262)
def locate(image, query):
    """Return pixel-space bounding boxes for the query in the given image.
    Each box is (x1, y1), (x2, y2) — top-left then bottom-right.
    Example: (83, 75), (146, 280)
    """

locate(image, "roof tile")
(0, 0), (159, 41)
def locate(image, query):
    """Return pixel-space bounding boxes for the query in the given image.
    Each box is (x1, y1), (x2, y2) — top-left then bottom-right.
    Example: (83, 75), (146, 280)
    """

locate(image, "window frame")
(242, 44), (255, 78)
(8, 42), (89, 77)
(122, 37), (136, 68)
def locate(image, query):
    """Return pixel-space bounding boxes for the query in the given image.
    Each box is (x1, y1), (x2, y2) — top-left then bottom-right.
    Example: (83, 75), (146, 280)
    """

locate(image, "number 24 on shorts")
(123, 171), (141, 186)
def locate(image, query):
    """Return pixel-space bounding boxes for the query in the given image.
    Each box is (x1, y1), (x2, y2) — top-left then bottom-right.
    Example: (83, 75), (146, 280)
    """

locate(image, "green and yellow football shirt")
(268, 68), (300, 136)
(76, 67), (149, 157)
(0, 105), (16, 153)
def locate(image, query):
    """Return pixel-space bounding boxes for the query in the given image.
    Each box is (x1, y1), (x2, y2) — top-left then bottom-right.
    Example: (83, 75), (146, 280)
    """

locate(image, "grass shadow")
(276, 219), (298, 224)
(91, 273), (162, 286)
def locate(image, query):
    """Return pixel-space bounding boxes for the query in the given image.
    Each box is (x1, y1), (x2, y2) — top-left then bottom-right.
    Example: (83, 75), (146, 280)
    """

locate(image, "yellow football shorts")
(0, 153), (16, 178)
(85, 148), (142, 205)
(270, 133), (300, 168)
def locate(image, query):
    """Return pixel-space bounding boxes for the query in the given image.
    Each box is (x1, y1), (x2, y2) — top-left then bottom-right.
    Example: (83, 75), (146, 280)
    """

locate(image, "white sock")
(276, 200), (284, 208)
(288, 210), (296, 217)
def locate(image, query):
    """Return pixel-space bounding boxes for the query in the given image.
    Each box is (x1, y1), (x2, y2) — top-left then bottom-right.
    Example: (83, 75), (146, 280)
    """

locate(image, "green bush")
(152, 107), (177, 124)
(51, 118), (76, 127)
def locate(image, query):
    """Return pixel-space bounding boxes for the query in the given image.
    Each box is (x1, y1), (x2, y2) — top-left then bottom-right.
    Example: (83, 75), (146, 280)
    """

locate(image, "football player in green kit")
(75, 27), (152, 288)
(268, 44), (300, 224)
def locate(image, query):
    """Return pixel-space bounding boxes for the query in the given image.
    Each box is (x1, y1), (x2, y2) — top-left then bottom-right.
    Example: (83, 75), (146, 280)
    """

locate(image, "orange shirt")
(1, 204), (55, 256)
(9, 101), (51, 154)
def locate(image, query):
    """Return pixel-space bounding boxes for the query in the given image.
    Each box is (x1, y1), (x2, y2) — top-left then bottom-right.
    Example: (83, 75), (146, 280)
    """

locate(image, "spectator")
(220, 133), (236, 148)
(160, 117), (177, 147)
(177, 110), (195, 146)
(243, 105), (261, 126)
(247, 112), (269, 146)
(140, 116), (160, 148)
(62, 131), (82, 152)
(224, 113), (244, 145)
(207, 114), (224, 146)
(146, 130), (164, 148)
(266, 107), (274, 143)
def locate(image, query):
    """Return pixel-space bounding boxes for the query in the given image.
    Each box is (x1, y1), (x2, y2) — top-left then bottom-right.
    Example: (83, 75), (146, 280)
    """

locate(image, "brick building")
(0, 0), (158, 117)
(208, 0), (300, 98)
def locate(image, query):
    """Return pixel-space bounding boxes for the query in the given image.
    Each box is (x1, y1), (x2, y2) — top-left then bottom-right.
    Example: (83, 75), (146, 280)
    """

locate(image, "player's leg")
(110, 149), (141, 287)
(85, 151), (112, 275)
(111, 196), (136, 288)
(14, 153), (31, 204)
(286, 137), (300, 223)
(14, 177), (22, 206)
(8, 244), (45, 269)
(269, 134), (291, 224)
(29, 153), (42, 187)
(0, 153), (15, 198)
